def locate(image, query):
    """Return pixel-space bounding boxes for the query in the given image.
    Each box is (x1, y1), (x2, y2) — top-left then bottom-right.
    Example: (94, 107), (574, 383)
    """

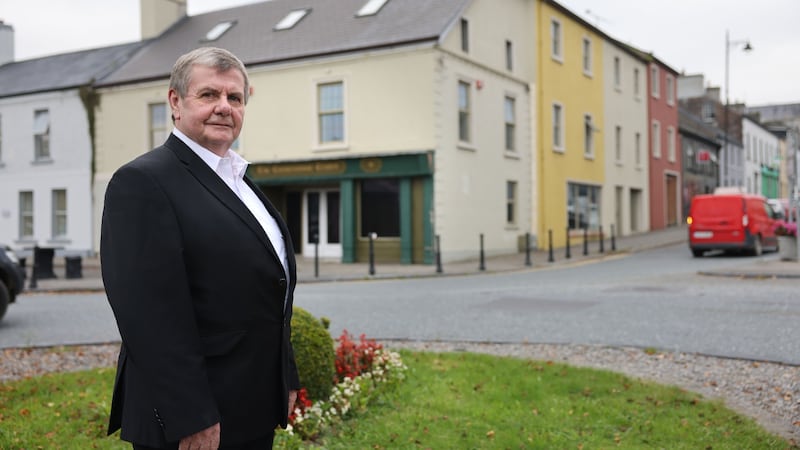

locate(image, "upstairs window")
(615, 125), (622, 162)
(652, 120), (661, 158)
(666, 74), (675, 105)
(19, 191), (33, 239)
(204, 21), (235, 41)
(551, 19), (562, 61)
(505, 40), (514, 71)
(356, 0), (389, 16)
(582, 37), (592, 75)
(667, 126), (676, 162)
(460, 18), (469, 53)
(584, 114), (595, 157)
(613, 57), (621, 89)
(458, 81), (471, 143)
(552, 102), (564, 151)
(651, 65), (660, 98)
(275, 9), (310, 30)
(149, 103), (168, 149)
(634, 68), (641, 98)
(318, 82), (344, 144)
(506, 181), (517, 225)
(52, 189), (67, 239)
(504, 96), (516, 151)
(33, 109), (50, 161)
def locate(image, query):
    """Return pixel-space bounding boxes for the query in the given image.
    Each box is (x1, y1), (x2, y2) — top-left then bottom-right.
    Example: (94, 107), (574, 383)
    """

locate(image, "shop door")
(303, 190), (342, 258)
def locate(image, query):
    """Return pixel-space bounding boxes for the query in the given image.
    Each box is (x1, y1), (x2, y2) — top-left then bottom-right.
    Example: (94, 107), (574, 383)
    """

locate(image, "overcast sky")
(2, 0), (797, 106)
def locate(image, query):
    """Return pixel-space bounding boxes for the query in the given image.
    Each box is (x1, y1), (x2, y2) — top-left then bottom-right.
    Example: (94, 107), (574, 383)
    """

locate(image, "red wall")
(647, 62), (682, 230)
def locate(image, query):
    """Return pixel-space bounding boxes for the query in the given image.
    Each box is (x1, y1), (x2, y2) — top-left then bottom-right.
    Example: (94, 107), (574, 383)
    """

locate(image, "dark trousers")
(132, 431), (274, 450)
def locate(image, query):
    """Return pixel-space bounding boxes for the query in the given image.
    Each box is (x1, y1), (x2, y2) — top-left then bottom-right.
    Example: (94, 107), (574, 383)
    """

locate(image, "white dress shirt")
(172, 130), (289, 282)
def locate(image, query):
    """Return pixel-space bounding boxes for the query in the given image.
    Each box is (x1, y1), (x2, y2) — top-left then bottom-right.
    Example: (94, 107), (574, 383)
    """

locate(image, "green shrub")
(290, 307), (335, 401)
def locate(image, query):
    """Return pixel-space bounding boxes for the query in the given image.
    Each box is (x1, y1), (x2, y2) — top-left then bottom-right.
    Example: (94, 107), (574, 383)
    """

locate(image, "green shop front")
(248, 152), (434, 264)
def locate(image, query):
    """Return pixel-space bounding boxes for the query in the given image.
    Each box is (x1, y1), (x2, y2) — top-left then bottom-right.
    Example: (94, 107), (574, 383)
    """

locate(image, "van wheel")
(691, 249), (704, 257)
(751, 237), (763, 256)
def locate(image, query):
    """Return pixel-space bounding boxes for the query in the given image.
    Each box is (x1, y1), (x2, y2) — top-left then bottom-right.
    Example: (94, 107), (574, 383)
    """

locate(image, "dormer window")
(204, 21), (235, 41)
(275, 9), (310, 30)
(356, 0), (389, 17)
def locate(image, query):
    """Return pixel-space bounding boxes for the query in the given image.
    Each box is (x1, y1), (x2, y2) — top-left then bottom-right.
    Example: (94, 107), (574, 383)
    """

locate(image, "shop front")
(249, 152), (434, 264)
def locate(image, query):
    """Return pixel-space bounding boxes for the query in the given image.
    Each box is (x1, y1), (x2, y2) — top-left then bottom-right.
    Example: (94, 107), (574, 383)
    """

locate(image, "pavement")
(19, 225), (800, 294)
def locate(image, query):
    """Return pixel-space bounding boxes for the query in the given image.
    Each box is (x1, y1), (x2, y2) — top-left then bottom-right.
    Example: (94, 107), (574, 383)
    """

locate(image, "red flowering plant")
(334, 330), (383, 381)
(774, 220), (797, 237)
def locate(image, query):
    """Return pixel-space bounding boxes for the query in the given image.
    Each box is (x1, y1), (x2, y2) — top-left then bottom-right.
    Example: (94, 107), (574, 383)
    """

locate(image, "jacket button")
(278, 278), (287, 288)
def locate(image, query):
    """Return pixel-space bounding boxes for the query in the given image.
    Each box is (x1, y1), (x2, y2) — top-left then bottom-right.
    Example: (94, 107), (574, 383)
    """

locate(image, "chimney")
(140, 0), (186, 40)
(0, 20), (14, 66)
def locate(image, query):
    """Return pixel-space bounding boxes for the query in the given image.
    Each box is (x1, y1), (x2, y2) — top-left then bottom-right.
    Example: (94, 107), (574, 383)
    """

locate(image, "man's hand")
(288, 390), (298, 419)
(178, 422), (220, 450)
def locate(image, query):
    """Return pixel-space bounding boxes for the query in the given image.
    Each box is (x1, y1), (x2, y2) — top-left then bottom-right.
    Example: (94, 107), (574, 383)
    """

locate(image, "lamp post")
(723, 29), (752, 188)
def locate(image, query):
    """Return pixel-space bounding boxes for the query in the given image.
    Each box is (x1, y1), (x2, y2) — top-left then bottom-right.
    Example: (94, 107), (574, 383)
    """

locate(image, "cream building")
(94, 0), (537, 263)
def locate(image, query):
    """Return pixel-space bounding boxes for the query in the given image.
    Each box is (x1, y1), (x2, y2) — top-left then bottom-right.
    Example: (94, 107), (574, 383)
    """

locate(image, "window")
(356, 0), (389, 16)
(458, 81), (471, 143)
(552, 102), (564, 151)
(635, 132), (642, 166)
(613, 57), (621, 89)
(204, 21), (235, 41)
(650, 65), (660, 98)
(33, 109), (50, 160)
(582, 37), (592, 75)
(275, 9), (310, 30)
(615, 125), (622, 162)
(149, 103), (168, 149)
(702, 102), (714, 121)
(505, 40), (513, 71)
(550, 19), (562, 60)
(506, 181), (517, 225)
(634, 68), (641, 98)
(667, 126), (676, 162)
(360, 179), (399, 237)
(318, 82), (344, 144)
(666, 74), (675, 105)
(652, 120), (661, 158)
(504, 96), (516, 151)
(19, 191), (33, 239)
(460, 18), (469, 53)
(52, 189), (67, 239)
(567, 182), (601, 231)
(584, 114), (594, 157)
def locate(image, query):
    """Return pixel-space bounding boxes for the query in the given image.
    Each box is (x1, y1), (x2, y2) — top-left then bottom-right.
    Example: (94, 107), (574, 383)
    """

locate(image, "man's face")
(169, 64), (246, 156)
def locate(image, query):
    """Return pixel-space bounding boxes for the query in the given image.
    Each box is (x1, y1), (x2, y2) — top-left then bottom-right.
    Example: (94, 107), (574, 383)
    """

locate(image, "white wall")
(742, 117), (780, 195)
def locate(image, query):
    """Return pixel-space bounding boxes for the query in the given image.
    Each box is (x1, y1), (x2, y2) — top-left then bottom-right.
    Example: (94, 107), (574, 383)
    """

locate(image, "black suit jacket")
(101, 134), (300, 447)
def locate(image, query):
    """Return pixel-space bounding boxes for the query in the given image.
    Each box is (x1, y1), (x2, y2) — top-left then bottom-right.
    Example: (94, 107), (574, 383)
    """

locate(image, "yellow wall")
(537, 2), (605, 247)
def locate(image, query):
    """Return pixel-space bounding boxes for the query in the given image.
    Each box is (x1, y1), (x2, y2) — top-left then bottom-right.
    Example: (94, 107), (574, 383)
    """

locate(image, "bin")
(65, 256), (83, 279)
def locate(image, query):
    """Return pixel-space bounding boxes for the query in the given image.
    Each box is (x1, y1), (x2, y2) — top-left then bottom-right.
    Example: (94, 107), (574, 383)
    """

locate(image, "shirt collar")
(172, 129), (250, 179)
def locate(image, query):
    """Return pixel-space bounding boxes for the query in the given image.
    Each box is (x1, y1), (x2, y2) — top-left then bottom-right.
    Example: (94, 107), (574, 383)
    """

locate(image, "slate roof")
(0, 42), (142, 98)
(100, 0), (471, 87)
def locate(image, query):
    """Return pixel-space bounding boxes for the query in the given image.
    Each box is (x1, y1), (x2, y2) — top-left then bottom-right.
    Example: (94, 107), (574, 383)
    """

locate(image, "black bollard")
(599, 225), (605, 253)
(565, 228), (571, 259)
(479, 233), (486, 271)
(548, 229), (554, 263)
(525, 232), (532, 266)
(29, 246), (38, 289)
(368, 232), (376, 275)
(583, 227), (589, 256)
(435, 235), (443, 274)
(611, 224), (617, 251)
(313, 233), (319, 278)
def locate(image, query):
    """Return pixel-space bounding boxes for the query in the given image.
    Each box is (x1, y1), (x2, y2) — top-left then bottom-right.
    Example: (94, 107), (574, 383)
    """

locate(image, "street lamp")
(723, 29), (752, 188)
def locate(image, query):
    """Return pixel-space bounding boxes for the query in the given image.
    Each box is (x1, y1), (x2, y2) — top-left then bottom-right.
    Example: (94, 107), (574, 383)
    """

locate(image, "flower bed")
(275, 331), (407, 448)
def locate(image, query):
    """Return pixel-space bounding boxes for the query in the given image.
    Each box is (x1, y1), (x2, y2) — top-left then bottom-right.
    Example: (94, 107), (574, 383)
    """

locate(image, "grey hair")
(169, 47), (250, 103)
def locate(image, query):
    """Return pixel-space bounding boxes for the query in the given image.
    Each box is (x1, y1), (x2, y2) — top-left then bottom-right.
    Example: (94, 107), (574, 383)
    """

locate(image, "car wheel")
(0, 281), (9, 322)
(752, 236), (763, 256)
(691, 248), (704, 257)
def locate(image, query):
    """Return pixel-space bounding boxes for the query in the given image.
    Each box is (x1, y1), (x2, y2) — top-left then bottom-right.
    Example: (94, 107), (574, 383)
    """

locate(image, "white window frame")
(667, 126), (676, 162)
(634, 68), (641, 99)
(652, 120), (661, 159)
(460, 18), (469, 53)
(550, 18), (563, 62)
(613, 57), (621, 90)
(552, 102), (565, 152)
(666, 74), (675, 105)
(33, 109), (51, 161)
(582, 36), (593, 76)
(506, 180), (517, 225)
(51, 188), (67, 239)
(19, 191), (33, 239)
(615, 125), (622, 163)
(458, 80), (472, 144)
(316, 80), (346, 148)
(504, 96), (516, 152)
(505, 40), (513, 72)
(650, 65), (660, 99)
(635, 132), (642, 168)
(149, 103), (168, 150)
(584, 114), (595, 158)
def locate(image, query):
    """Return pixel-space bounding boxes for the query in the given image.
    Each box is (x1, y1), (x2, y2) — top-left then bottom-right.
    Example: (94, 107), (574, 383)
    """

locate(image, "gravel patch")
(0, 341), (797, 445)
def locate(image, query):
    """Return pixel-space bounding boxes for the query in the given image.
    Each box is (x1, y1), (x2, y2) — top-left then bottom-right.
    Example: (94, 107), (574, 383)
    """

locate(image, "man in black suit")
(101, 47), (299, 449)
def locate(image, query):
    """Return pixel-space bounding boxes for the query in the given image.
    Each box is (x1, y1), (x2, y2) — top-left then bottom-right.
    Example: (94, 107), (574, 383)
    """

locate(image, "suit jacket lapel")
(244, 176), (297, 281)
(164, 135), (282, 266)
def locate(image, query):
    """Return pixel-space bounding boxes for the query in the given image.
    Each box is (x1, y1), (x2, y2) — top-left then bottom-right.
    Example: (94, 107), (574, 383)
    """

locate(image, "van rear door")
(690, 196), (745, 244)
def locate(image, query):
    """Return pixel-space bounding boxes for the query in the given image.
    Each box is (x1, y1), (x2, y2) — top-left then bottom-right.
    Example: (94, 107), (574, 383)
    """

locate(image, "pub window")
(360, 178), (399, 237)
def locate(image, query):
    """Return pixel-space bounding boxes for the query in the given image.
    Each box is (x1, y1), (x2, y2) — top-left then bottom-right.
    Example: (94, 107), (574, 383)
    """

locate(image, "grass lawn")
(0, 350), (795, 449)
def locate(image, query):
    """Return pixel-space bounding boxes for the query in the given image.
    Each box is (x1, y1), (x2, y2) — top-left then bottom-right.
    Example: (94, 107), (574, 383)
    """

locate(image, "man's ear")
(168, 88), (180, 121)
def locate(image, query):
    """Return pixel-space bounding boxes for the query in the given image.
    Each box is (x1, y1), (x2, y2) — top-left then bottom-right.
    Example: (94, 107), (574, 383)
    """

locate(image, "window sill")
(504, 150), (520, 160)
(32, 158), (54, 165)
(505, 225), (519, 231)
(552, 147), (565, 154)
(551, 55), (563, 64)
(47, 238), (72, 245)
(584, 154), (595, 161)
(457, 142), (477, 152)
(615, 161), (624, 167)
(312, 143), (349, 153)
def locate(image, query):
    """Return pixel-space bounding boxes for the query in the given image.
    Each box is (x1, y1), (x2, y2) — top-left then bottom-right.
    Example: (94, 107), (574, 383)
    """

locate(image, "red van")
(686, 193), (780, 257)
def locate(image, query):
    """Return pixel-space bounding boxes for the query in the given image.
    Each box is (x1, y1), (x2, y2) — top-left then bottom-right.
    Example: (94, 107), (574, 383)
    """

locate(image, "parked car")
(686, 193), (780, 257)
(0, 245), (26, 322)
